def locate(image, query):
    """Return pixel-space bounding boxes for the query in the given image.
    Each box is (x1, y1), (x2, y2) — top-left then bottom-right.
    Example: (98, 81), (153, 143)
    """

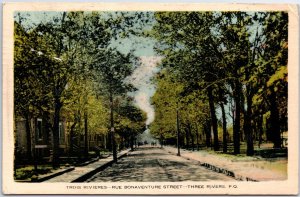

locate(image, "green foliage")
(14, 11), (147, 164)
(116, 99), (147, 138)
(150, 68), (210, 143)
(151, 11), (288, 151)
(267, 64), (287, 88)
(14, 166), (52, 180)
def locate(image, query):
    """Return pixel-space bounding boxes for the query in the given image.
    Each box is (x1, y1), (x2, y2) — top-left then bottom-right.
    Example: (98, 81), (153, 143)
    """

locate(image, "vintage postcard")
(2, 2), (299, 195)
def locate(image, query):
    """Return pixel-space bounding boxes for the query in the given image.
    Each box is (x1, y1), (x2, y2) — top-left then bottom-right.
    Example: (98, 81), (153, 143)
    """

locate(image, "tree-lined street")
(13, 11), (288, 182)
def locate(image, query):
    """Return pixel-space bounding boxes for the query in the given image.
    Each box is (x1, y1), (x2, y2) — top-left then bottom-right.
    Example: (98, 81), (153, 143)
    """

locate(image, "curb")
(33, 167), (75, 182)
(76, 157), (100, 167)
(163, 148), (258, 182)
(71, 151), (129, 182)
(15, 167), (75, 182)
(199, 162), (258, 181)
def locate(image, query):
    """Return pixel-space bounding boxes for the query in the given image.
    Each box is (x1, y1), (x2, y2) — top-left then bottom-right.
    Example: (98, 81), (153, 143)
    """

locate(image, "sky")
(126, 56), (162, 125)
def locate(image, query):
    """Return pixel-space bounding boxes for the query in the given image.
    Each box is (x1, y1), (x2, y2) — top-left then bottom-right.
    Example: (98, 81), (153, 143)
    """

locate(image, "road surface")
(86, 147), (235, 182)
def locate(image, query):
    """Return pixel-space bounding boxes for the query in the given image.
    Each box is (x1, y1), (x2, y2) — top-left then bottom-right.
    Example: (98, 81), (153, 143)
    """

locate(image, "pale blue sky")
(110, 36), (156, 57)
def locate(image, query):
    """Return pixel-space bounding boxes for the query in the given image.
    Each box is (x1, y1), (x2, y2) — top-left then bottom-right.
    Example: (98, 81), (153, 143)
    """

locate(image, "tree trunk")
(230, 97), (235, 141)
(52, 99), (62, 168)
(185, 127), (189, 150)
(195, 123), (200, 151)
(258, 114), (263, 148)
(191, 133), (195, 151)
(110, 91), (117, 162)
(270, 89), (281, 148)
(233, 82), (241, 154)
(160, 133), (163, 148)
(240, 89), (246, 143)
(188, 123), (194, 151)
(204, 120), (211, 148)
(176, 108), (181, 156)
(127, 135), (130, 148)
(220, 102), (227, 153)
(69, 121), (76, 156)
(244, 96), (254, 156)
(84, 110), (88, 159)
(106, 133), (112, 151)
(207, 87), (219, 151)
(130, 132), (134, 151)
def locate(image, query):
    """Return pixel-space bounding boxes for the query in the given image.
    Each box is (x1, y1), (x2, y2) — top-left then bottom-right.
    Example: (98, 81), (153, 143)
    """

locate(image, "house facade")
(15, 117), (108, 164)
(14, 117), (67, 163)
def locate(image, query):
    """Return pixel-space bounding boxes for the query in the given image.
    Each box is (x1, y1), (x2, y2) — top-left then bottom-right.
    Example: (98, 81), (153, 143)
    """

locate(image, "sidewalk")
(45, 149), (130, 182)
(163, 146), (287, 181)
